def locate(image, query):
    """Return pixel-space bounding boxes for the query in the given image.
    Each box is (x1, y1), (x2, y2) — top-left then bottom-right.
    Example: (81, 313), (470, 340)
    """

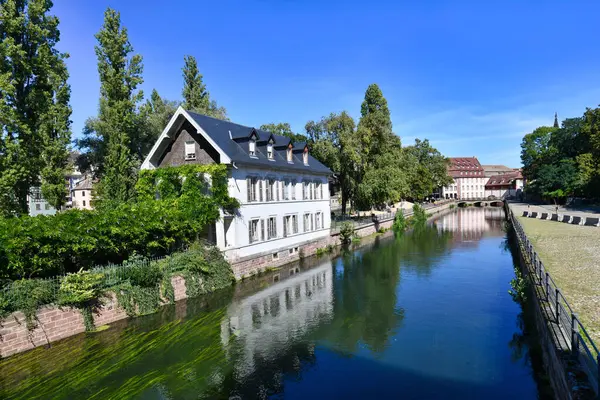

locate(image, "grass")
(518, 216), (600, 345)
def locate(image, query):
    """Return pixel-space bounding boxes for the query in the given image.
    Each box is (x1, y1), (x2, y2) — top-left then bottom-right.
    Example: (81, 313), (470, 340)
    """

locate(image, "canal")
(0, 208), (551, 399)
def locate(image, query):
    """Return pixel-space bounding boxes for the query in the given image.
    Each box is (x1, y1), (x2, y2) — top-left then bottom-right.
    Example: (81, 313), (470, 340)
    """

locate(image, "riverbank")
(509, 203), (600, 346)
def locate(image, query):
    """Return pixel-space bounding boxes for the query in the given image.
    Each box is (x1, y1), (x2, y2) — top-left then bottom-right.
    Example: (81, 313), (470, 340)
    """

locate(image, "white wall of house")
(442, 177), (487, 200)
(218, 165), (331, 261)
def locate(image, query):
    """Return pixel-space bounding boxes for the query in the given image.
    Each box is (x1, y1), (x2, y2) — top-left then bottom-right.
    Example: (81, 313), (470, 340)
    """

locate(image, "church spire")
(553, 112), (559, 128)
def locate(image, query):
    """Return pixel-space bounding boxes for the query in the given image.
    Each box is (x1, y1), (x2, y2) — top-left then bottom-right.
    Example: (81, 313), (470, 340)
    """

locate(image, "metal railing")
(510, 208), (599, 396)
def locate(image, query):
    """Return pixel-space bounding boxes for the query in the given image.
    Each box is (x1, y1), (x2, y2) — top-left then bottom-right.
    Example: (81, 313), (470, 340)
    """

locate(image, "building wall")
(28, 187), (57, 216)
(158, 125), (219, 167)
(221, 166), (331, 261)
(71, 188), (94, 210)
(442, 177), (486, 200)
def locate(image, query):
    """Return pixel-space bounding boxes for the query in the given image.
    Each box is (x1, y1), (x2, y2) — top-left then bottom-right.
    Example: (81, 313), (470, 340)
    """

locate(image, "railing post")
(555, 288), (561, 324)
(571, 313), (579, 355)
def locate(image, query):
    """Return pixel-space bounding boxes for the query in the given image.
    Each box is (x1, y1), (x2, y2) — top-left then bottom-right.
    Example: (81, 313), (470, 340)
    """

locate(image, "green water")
(0, 208), (550, 399)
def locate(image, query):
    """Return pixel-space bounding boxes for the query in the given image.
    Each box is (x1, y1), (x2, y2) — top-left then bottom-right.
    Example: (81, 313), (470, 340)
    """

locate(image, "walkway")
(511, 202), (600, 220)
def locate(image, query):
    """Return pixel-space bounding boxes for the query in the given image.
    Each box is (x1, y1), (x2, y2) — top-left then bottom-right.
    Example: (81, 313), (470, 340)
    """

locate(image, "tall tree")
(354, 84), (401, 209)
(520, 126), (557, 183)
(181, 55), (227, 120)
(260, 122), (307, 143)
(141, 89), (179, 147)
(553, 112), (559, 128)
(0, 0), (72, 215)
(91, 8), (144, 203)
(305, 112), (357, 214)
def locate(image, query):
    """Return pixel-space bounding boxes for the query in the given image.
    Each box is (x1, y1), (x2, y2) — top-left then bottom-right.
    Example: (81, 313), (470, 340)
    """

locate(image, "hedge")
(0, 165), (239, 280)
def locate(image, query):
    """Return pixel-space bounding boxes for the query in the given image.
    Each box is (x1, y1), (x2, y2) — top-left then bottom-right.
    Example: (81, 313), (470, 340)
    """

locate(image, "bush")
(392, 211), (407, 234)
(411, 204), (427, 226)
(339, 221), (355, 245)
(58, 270), (105, 331)
(0, 165), (238, 280)
(1, 279), (58, 330)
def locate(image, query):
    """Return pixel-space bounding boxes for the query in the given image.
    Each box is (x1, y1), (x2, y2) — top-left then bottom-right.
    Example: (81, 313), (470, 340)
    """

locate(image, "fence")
(510, 208), (599, 396)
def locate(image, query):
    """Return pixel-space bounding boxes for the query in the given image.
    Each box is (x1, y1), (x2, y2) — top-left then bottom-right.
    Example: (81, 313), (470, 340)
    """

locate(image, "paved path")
(511, 202), (600, 219)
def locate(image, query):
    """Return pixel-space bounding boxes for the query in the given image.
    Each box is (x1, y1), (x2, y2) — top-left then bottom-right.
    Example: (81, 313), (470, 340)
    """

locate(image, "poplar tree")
(90, 8), (143, 203)
(181, 55), (227, 120)
(0, 0), (72, 215)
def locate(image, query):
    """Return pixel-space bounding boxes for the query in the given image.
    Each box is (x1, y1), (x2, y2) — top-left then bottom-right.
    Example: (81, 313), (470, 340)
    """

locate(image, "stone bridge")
(457, 198), (505, 208)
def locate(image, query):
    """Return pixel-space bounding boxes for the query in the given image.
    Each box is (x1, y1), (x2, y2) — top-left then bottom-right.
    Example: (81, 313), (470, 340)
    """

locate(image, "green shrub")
(7, 279), (57, 330)
(392, 211), (407, 234)
(411, 204), (428, 226)
(0, 165), (238, 280)
(339, 221), (355, 245)
(58, 270), (105, 331)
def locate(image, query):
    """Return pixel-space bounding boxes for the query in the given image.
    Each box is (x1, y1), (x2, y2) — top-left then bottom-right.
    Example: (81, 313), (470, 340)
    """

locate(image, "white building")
(441, 157), (486, 200)
(484, 171), (524, 199)
(142, 107), (332, 264)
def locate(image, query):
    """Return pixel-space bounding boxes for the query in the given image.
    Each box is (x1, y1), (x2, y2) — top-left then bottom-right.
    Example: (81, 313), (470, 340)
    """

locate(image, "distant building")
(441, 157), (486, 200)
(71, 176), (95, 210)
(481, 164), (515, 178)
(484, 170), (524, 199)
(28, 187), (56, 216)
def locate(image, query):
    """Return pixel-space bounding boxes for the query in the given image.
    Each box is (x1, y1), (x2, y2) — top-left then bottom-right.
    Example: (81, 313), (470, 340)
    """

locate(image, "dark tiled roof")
(186, 111), (331, 175)
(73, 176), (94, 190)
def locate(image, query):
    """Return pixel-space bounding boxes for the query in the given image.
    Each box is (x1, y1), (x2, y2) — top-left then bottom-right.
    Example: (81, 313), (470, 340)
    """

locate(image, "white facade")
(219, 166), (331, 261)
(442, 176), (487, 200)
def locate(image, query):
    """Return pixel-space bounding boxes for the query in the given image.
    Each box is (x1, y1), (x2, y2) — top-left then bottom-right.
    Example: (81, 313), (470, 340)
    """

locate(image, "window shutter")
(249, 222), (253, 244)
(266, 180), (271, 201)
(294, 215), (298, 233)
(259, 180), (263, 202)
(284, 217), (288, 237)
(260, 219), (265, 241)
(274, 218), (277, 237)
(292, 181), (296, 200)
(247, 178), (251, 202)
(276, 181), (280, 201)
(320, 183), (323, 199)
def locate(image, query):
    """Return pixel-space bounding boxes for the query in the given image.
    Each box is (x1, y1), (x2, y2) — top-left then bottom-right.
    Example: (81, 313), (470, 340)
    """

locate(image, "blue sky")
(53, 0), (600, 167)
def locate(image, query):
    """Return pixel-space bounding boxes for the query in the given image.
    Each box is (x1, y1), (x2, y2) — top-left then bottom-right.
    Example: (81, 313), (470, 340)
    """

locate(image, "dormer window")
(249, 138), (256, 157)
(287, 144), (293, 163)
(267, 143), (273, 160)
(185, 141), (196, 160)
(303, 147), (309, 165)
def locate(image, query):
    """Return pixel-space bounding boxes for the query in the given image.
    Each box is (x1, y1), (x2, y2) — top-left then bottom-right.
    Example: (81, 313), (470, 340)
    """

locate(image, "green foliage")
(0, 164), (236, 280)
(140, 89), (179, 151)
(339, 221), (355, 245)
(3, 279), (57, 330)
(0, 0), (72, 216)
(260, 122), (308, 143)
(58, 270), (105, 331)
(403, 139), (452, 201)
(182, 55), (227, 120)
(411, 204), (427, 226)
(392, 211), (407, 234)
(509, 267), (528, 304)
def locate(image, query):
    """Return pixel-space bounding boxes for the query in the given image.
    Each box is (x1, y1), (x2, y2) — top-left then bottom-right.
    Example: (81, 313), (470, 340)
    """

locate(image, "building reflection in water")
(434, 207), (505, 243)
(220, 262), (334, 380)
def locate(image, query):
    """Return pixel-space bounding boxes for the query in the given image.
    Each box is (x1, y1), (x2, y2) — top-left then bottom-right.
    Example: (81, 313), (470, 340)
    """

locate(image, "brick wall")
(0, 276), (187, 359)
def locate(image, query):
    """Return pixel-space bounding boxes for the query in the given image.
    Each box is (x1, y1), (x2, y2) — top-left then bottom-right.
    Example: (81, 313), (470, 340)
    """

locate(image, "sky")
(53, 0), (600, 167)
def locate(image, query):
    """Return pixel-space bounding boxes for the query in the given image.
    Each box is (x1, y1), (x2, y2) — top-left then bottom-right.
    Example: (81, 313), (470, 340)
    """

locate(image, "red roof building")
(442, 157), (487, 200)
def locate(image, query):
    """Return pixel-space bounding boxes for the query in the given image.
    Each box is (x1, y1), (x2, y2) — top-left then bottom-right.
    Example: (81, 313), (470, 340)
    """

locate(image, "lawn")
(518, 216), (600, 345)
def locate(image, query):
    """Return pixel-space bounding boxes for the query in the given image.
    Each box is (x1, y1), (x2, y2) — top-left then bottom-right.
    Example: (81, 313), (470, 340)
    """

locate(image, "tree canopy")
(182, 55), (227, 120)
(260, 122), (308, 143)
(0, 0), (72, 215)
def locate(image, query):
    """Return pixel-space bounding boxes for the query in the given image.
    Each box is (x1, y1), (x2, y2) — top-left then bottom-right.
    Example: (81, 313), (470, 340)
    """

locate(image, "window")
(83, 200), (86, 207)
(315, 212), (322, 230)
(272, 252), (279, 260)
(310, 182), (314, 200)
(267, 179), (275, 201)
(185, 141), (196, 160)
(249, 219), (262, 243)
(316, 182), (322, 199)
(303, 148), (308, 165)
(287, 146), (293, 162)
(303, 182), (309, 200)
(35, 204), (41, 211)
(82, 191), (86, 197)
(291, 180), (297, 200)
(249, 138), (256, 157)
(267, 216), (277, 239)
(267, 143), (273, 160)
(284, 179), (290, 200)
(247, 177), (258, 202)
(284, 214), (298, 237)
(304, 213), (311, 232)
